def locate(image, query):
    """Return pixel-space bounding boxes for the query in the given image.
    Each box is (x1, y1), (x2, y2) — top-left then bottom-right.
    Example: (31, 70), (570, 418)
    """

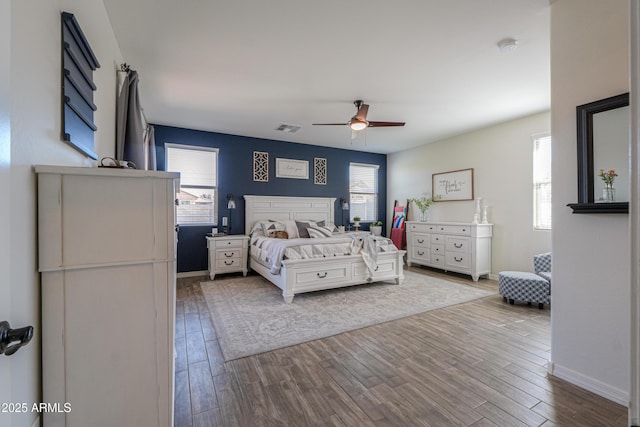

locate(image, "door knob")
(0, 321), (34, 356)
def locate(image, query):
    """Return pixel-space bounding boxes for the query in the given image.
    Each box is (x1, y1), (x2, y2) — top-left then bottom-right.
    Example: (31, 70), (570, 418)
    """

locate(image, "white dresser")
(406, 221), (492, 281)
(206, 235), (249, 279)
(36, 166), (178, 427)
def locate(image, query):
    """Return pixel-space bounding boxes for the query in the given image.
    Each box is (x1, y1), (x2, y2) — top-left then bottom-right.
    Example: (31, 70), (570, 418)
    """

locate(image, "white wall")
(550, 0), (630, 404)
(5, 1), (123, 426)
(0, 0), (12, 422)
(388, 111), (552, 275)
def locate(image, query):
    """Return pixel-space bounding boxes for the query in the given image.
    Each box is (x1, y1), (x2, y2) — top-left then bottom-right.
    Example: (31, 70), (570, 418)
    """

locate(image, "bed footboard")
(251, 250), (405, 303)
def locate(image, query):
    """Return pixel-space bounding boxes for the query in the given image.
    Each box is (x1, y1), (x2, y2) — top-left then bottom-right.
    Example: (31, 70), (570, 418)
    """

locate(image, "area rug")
(201, 271), (495, 361)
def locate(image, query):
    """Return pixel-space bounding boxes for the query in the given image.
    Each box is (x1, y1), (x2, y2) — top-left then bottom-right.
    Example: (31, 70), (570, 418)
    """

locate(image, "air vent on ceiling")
(275, 124), (301, 133)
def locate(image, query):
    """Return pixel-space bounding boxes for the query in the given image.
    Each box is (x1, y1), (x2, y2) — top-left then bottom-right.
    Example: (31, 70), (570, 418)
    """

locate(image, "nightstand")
(205, 235), (249, 280)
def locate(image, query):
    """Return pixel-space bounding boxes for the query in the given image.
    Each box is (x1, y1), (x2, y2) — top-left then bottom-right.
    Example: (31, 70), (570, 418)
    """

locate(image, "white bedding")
(250, 232), (398, 276)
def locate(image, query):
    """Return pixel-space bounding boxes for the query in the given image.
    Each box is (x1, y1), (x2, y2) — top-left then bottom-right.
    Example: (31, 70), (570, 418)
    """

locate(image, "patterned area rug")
(201, 270), (495, 361)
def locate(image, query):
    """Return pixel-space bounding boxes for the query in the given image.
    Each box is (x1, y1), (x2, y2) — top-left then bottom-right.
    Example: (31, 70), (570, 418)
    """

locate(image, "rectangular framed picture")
(432, 168), (474, 201)
(276, 158), (309, 179)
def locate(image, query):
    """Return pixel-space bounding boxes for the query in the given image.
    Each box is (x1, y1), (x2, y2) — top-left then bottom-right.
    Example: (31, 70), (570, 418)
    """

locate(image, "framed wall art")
(276, 158), (309, 179)
(253, 151), (269, 182)
(432, 168), (474, 201)
(314, 157), (327, 185)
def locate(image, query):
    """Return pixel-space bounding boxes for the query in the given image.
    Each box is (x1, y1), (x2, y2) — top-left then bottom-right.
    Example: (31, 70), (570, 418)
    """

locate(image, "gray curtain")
(116, 69), (156, 170)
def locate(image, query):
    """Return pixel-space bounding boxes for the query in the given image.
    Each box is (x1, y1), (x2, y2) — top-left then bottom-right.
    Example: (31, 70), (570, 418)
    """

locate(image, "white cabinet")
(36, 166), (178, 427)
(206, 235), (249, 279)
(406, 221), (492, 281)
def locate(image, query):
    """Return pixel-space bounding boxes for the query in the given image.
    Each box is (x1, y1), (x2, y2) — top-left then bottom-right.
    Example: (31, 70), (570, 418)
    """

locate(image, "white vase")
(419, 211), (428, 222)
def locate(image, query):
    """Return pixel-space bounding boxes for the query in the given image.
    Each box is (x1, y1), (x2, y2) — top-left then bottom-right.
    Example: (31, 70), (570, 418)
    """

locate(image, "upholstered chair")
(533, 252), (552, 284)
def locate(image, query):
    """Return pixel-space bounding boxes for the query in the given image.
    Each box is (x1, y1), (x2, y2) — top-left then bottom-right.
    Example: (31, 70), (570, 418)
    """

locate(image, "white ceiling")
(102, 0), (550, 154)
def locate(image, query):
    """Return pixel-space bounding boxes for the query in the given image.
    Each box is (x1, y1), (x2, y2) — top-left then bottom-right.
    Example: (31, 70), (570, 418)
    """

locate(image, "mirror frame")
(568, 92), (629, 214)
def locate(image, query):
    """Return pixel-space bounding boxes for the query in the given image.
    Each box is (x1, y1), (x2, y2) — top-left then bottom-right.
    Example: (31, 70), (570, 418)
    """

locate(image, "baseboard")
(176, 270), (208, 279)
(548, 360), (629, 406)
(488, 273), (499, 281)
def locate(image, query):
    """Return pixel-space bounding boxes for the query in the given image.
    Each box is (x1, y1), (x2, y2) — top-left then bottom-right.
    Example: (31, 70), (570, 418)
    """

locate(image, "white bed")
(244, 195), (406, 303)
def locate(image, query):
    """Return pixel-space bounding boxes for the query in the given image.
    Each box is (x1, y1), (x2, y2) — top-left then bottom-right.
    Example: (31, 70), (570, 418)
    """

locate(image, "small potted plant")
(370, 220), (383, 236)
(352, 216), (361, 231)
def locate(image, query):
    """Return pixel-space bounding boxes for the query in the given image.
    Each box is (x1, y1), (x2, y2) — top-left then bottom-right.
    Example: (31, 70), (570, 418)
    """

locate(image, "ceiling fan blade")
(367, 121), (406, 127)
(312, 123), (349, 126)
(354, 103), (369, 121)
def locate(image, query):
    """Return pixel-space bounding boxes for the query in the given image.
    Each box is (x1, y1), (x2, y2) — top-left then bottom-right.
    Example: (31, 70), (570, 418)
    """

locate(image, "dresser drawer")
(216, 248), (242, 260)
(434, 224), (471, 235)
(430, 234), (444, 245)
(431, 244), (444, 256)
(408, 223), (438, 233)
(445, 252), (471, 271)
(446, 236), (471, 253)
(411, 247), (430, 262)
(431, 254), (445, 267)
(215, 239), (244, 248)
(411, 233), (430, 247)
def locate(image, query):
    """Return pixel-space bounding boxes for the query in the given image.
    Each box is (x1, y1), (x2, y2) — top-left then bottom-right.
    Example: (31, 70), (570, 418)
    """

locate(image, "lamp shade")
(227, 194), (236, 210)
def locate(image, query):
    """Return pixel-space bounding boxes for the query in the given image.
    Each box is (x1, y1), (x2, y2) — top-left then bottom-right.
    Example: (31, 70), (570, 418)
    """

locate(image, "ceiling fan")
(312, 100), (405, 136)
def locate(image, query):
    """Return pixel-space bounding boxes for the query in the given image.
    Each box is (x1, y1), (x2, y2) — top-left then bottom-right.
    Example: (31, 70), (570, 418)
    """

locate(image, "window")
(533, 134), (552, 230)
(165, 144), (218, 224)
(349, 163), (379, 222)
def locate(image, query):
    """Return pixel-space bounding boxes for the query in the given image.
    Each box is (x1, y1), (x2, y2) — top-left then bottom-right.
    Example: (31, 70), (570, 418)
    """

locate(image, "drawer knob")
(454, 256), (463, 262)
(224, 252), (234, 257)
(317, 272), (328, 278)
(418, 250), (424, 256)
(224, 260), (234, 266)
(453, 243), (463, 248)
(417, 239), (424, 244)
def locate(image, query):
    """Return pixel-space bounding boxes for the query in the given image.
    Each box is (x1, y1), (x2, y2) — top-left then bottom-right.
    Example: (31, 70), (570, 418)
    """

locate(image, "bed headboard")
(244, 195), (336, 235)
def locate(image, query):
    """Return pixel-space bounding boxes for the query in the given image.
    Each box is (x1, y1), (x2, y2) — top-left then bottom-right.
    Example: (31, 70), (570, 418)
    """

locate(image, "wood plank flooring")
(174, 267), (628, 426)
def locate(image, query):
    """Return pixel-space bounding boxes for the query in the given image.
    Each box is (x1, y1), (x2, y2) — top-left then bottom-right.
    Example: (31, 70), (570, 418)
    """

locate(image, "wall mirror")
(568, 92), (629, 213)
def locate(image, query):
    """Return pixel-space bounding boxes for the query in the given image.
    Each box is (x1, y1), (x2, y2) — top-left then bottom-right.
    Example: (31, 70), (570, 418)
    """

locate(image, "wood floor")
(174, 267), (628, 426)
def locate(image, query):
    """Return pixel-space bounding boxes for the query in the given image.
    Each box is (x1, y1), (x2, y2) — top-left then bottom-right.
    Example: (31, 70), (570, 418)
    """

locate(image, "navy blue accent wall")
(154, 125), (387, 273)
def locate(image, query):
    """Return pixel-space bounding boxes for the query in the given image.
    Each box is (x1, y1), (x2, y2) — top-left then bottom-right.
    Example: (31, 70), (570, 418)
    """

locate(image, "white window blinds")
(166, 144), (218, 224)
(349, 163), (379, 222)
(533, 135), (552, 230)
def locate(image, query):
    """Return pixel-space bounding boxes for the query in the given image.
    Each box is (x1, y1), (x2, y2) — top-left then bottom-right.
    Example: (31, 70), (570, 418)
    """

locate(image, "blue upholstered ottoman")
(498, 271), (550, 309)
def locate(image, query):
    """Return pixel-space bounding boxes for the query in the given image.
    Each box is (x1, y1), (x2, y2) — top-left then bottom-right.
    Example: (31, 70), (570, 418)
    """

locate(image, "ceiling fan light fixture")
(350, 119), (368, 131)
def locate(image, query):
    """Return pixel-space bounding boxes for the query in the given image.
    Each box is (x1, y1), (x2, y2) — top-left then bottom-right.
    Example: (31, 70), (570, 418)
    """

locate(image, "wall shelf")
(567, 202), (628, 214)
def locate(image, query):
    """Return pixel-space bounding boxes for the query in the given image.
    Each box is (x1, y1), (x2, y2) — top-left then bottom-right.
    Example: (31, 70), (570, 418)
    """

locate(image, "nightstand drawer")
(216, 248), (242, 260)
(215, 239), (244, 248)
(215, 258), (243, 269)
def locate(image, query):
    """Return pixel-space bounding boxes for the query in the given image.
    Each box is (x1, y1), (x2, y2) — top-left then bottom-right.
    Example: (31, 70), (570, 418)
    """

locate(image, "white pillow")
(283, 220), (300, 239)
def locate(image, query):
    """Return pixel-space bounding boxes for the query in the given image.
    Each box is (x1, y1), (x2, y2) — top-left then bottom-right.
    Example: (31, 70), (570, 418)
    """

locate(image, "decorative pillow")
(307, 225), (333, 238)
(283, 220), (300, 239)
(295, 220), (318, 238)
(268, 230), (289, 239)
(323, 221), (339, 233)
(249, 221), (266, 237)
(261, 220), (287, 236)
